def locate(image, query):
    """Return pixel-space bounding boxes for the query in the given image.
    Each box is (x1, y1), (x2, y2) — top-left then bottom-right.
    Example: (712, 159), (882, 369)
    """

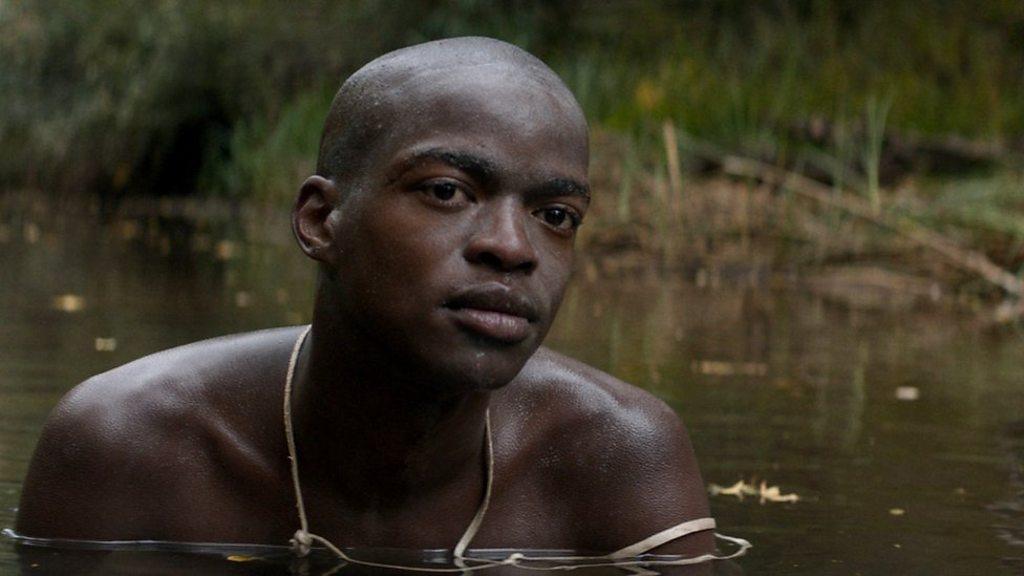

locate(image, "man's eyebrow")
(398, 148), (499, 184)
(394, 148), (588, 200)
(528, 178), (591, 203)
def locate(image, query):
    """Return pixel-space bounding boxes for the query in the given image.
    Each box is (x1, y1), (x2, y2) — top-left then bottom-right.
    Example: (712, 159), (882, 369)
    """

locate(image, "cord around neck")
(281, 325), (494, 560)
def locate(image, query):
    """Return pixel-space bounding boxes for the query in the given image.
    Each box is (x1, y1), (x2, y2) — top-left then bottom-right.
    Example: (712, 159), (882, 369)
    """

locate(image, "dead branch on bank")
(678, 134), (1024, 300)
(723, 155), (1024, 298)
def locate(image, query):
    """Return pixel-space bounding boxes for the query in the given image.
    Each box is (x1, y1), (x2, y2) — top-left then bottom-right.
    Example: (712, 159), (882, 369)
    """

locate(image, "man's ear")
(292, 175), (341, 266)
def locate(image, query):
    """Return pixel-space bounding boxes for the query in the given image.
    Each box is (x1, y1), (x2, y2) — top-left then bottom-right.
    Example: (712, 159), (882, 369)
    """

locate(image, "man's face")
(325, 66), (589, 392)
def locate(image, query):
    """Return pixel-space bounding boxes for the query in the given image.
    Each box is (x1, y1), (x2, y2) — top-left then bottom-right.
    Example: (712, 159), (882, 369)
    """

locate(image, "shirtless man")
(15, 37), (715, 565)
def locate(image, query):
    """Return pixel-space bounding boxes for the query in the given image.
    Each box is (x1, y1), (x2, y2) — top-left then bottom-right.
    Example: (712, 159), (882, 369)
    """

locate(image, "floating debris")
(226, 555), (258, 562)
(759, 482), (800, 504)
(275, 288), (289, 304)
(52, 294), (85, 313)
(895, 386), (920, 401)
(234, 291), (254, 308)
(889, 508), (906, 516)
(709, 479), (799, 504)
(709, 480), (757, 499)
(117, 221), (141, 240)
(24, 222), (40, 244)
(692, 360), (768, 377)
(94, 337), (117, 352)
(215, 240), (237, 261)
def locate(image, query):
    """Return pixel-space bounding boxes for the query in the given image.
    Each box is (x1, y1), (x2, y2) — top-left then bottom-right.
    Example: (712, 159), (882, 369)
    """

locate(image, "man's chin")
(398, 322), (544, 395)
(417, 349), (534, 396)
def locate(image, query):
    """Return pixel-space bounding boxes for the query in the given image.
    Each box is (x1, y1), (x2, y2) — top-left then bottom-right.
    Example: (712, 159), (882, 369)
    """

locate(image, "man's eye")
(417, 180), (472, 207)
(535, 207), (580, 232)
(428, 182), (458, 201)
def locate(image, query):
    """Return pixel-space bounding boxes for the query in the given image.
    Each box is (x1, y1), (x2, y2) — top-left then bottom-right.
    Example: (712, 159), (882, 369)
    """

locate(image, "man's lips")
(443, 284), (540, 344)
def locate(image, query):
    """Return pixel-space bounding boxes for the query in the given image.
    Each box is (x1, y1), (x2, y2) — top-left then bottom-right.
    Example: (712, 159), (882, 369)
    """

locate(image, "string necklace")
(282, 325), (750, 572)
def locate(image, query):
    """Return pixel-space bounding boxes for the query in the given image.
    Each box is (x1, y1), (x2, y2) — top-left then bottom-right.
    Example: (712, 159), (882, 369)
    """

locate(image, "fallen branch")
(717, 154), (1023, 298)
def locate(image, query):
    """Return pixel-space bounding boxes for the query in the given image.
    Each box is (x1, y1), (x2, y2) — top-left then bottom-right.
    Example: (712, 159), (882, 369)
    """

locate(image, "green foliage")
(0, 0), (427, 197)
(1, 0), (1022, 203)
(550, 2), (1024, 147)
(200, 87), (333, 204)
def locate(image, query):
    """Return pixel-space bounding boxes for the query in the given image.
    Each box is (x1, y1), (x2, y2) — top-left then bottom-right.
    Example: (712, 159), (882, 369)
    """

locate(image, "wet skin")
(15, 38), (715, 571)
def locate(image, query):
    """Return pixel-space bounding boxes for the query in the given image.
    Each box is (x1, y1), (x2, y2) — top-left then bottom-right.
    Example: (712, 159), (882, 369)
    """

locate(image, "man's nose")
(464, 199), (538, 274)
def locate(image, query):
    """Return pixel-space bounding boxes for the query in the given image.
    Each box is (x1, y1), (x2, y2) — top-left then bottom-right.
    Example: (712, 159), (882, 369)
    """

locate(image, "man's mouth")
(443, 284), (539, 344)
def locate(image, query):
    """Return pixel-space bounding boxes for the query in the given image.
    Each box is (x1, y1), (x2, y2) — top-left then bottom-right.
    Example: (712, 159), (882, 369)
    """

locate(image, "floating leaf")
(234, 291), (254, 308)
(709, 478), (799, 504)
(24, 222), (40, 244)
(215, 240), (237, 260)
(758, 481), (799, 504)
(895, 386), (920, 401)
(692, 360), (768, 377)
(226, 555), (258, 562)
(94, 337), (117, 352)
(52, 294), (85, 313)
(709, 480), (757, 499)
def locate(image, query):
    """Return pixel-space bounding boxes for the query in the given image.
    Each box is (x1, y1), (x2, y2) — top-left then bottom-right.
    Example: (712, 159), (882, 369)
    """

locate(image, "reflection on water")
(5, 533), (744, 576)
(1, 200), (1023, 574)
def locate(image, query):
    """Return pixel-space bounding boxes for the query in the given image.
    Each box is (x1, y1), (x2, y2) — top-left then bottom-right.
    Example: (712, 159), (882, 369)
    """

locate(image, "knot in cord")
(291, 529), (313, 557)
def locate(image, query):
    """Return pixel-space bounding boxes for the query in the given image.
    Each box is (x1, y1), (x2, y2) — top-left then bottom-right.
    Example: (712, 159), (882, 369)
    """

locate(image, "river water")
(0, 201), (1021, 574)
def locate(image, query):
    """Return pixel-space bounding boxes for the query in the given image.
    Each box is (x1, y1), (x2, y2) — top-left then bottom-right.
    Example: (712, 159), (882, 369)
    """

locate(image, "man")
(16, 37), (715, 564)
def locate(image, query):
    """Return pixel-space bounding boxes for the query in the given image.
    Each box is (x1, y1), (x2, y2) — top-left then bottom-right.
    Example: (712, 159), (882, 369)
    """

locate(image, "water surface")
(0, 203), (1021, 574)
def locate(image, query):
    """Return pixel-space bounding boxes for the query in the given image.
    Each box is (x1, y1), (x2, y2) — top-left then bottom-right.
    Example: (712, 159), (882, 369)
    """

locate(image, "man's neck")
(288, 316), (491, 508)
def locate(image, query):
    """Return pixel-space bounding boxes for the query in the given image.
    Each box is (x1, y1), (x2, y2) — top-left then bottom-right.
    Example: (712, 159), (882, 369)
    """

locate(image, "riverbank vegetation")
(2, 1), (1023, 312)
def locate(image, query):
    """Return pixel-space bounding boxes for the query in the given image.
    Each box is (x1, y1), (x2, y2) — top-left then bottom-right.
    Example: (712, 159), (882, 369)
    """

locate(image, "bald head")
(315, 37), (587, 189)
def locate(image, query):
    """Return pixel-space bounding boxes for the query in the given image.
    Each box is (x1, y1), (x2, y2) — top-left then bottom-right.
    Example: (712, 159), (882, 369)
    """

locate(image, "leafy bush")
(2, 0), (1022, 204)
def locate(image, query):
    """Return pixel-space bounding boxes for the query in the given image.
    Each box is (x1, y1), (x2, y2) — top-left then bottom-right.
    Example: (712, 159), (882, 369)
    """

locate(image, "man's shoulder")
(54, 326), (304, 420)
(508, 346), (685, 447)
(499, 347), (710, 553)
(15, 326), (303, 539)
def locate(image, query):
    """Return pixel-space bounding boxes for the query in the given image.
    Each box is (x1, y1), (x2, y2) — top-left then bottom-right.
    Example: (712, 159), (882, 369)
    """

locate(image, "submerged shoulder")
(15, 326), (303, 539)
(502, 347), (712, 553)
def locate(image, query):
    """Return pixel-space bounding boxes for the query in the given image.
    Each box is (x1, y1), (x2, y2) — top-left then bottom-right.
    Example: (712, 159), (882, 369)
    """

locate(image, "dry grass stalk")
(718, 155), (1024, 299)
(662, 121), (684, 220)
